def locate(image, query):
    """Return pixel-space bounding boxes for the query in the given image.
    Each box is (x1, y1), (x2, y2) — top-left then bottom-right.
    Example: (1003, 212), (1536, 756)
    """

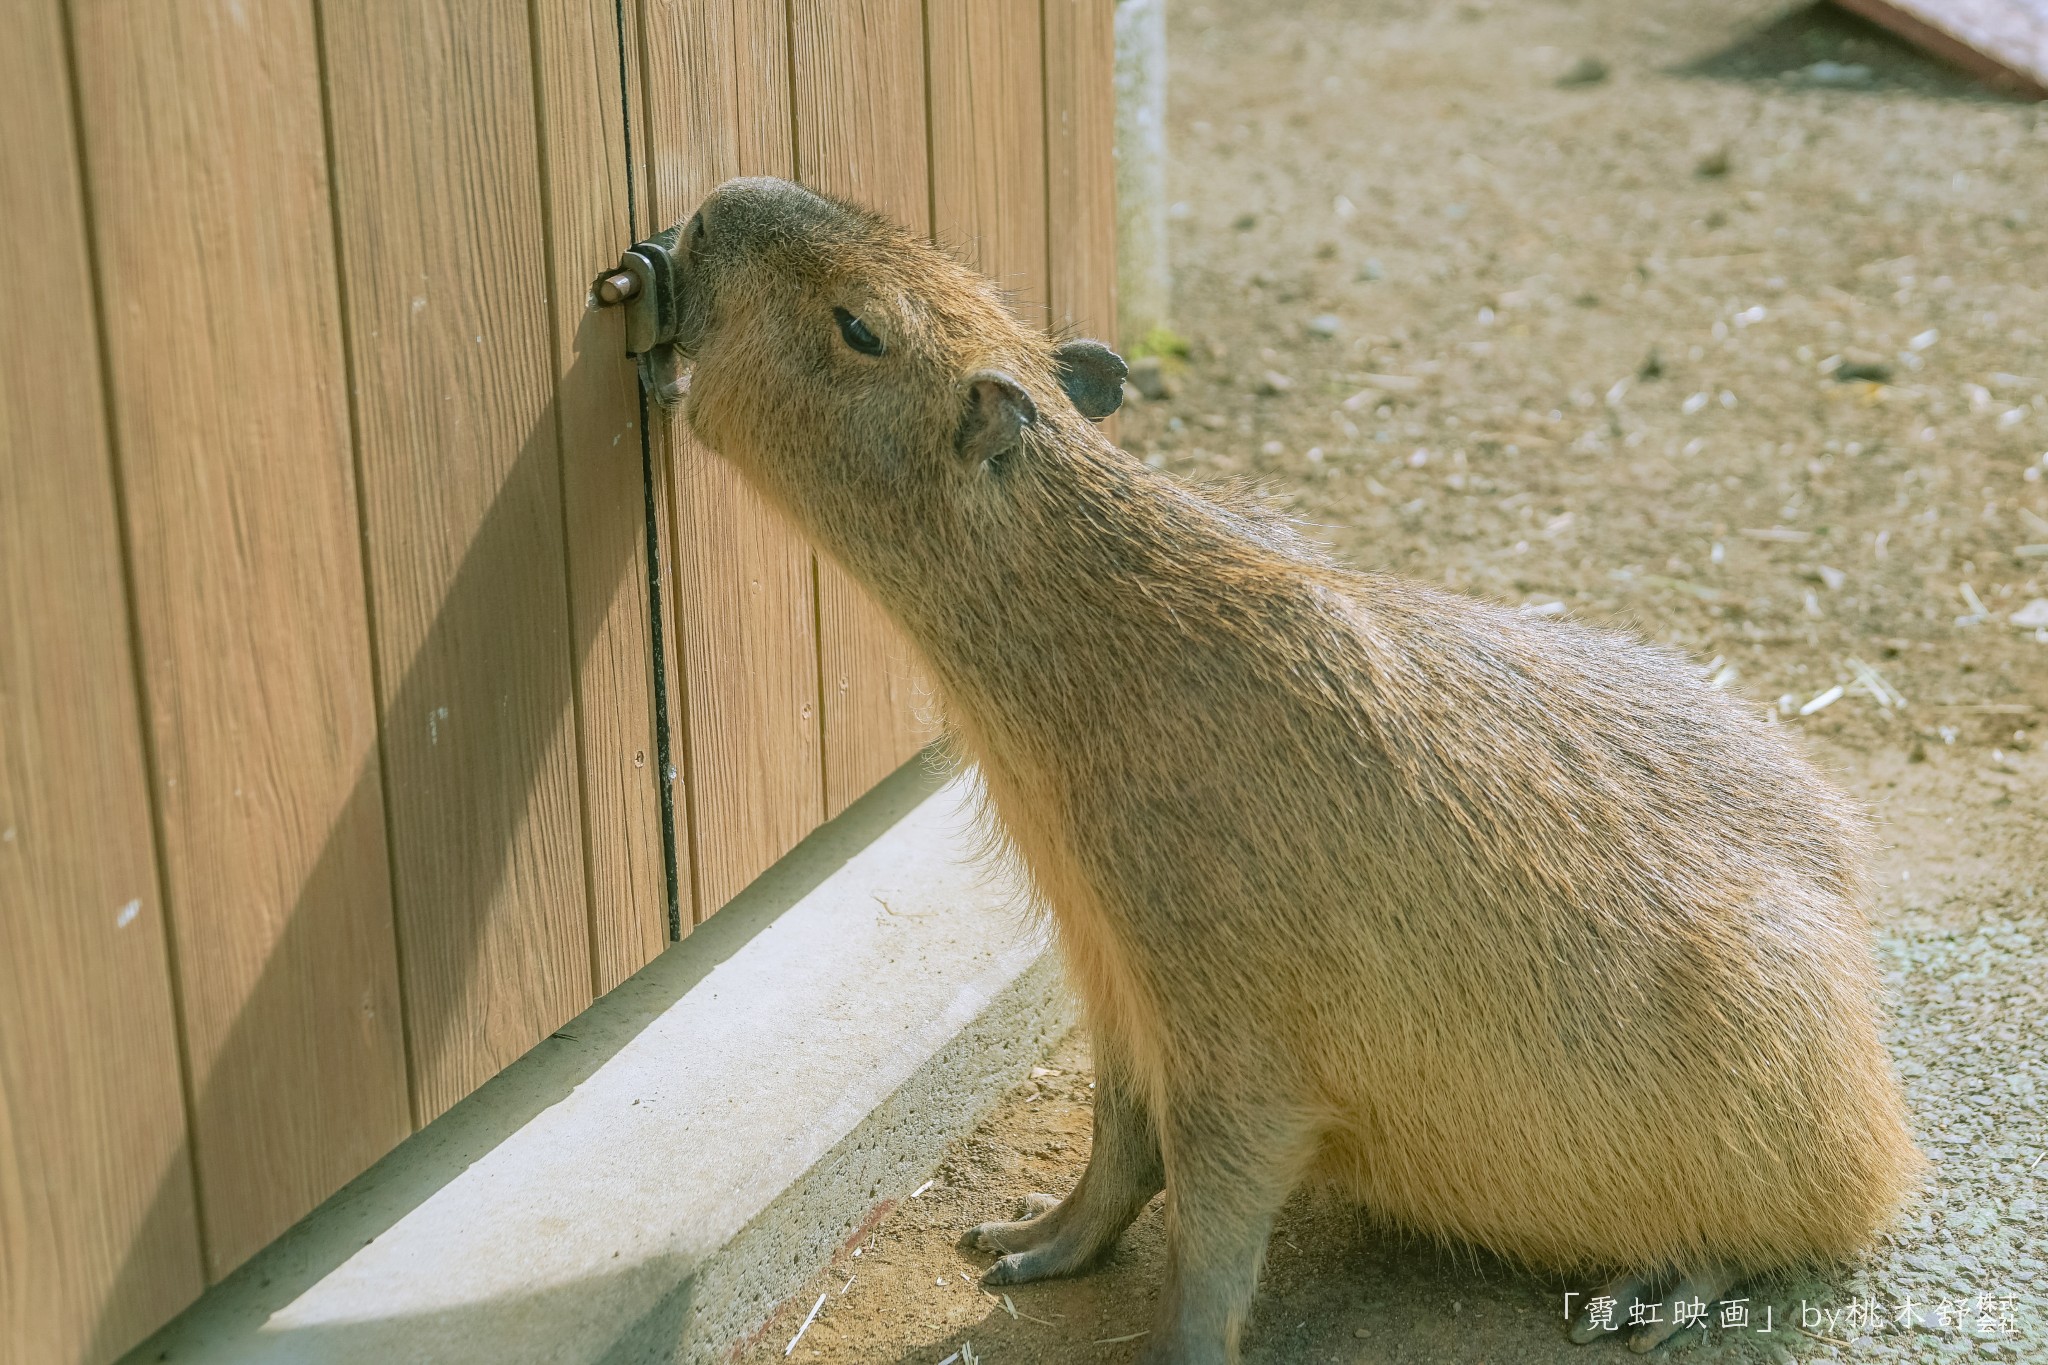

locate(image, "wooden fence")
(0, 2), (1116, 1361)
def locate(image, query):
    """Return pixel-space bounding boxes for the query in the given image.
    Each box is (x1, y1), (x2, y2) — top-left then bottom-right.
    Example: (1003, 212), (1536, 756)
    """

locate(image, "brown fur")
(664, 178), (1923, 1364)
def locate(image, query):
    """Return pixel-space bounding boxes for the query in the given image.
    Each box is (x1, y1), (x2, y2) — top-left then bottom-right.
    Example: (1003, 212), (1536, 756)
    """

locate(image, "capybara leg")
(950, 1191), (1059, 1254)
(1136, 1107), (1311, 1365)
(1567, 1266), (1738, 1352)
(966, 1039), (1164, 1283)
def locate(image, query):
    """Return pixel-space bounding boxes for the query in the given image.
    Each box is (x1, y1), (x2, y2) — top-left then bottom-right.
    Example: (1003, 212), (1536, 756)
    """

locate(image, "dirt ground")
(738, 0), (2047, 1360)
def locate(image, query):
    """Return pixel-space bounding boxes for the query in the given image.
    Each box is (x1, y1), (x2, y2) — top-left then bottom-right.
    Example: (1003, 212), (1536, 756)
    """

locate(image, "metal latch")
(593, 222), (685, 356)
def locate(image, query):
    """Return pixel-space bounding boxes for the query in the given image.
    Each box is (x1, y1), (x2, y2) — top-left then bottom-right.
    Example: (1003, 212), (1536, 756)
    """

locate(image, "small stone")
(1307, 313), (1344, 338)
(1256, 370), (1294, 396)
(1260, 439), (1285, 456)
(1353, 1327), (1370, 1339)
(1129, 355), (1176, 402)
(2009, 599), (2048, 630)
(1557, 55), (1609, 87)
(1695, 146), (1732, 178)
(1800, 60), (1874, 86)
(1835, 349), (1894, 383)
(1357, 258), (1386, 282)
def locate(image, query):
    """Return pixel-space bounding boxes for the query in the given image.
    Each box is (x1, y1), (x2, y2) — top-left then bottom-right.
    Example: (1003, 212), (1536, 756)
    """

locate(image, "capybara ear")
(957, 370), (1038, 466)
(1053, 338), (1127, 420)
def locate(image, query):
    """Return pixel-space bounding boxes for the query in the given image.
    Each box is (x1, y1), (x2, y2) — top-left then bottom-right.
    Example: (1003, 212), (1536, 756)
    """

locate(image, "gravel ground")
(739, 0), (2047, 1359)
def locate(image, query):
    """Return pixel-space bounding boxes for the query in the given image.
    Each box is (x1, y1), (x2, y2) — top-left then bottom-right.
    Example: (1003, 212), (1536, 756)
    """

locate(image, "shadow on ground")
(1675, 0), (2020, 101)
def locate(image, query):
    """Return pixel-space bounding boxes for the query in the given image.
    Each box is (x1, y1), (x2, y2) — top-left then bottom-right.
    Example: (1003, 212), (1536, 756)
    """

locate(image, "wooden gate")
(0, 3), (1116, 1361)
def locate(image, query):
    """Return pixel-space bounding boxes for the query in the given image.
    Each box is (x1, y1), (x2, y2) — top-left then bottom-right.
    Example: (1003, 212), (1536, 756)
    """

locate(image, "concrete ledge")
(128, 763), (1076, 1365)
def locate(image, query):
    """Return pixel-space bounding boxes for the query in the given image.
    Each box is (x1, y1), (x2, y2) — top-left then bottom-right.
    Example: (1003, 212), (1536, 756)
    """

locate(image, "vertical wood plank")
(927, 0), (1051, 326)
(1045, 0), (1120, 445)
(321, 0), (595, 1121)
(1043, 0), (1120, 345)
(637, 0), (825, 919)
(67, 0), (413, 1277)
(0, 7), (204, 1361)
(530, 0), (678, 989)
(789, 0), (940, 817)
(789, 0), (933, 230)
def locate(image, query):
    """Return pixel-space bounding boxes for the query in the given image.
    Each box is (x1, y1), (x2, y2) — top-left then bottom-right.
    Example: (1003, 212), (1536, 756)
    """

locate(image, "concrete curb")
(126, 762), (1077, 1365)
(637, 951), (1073, 1365)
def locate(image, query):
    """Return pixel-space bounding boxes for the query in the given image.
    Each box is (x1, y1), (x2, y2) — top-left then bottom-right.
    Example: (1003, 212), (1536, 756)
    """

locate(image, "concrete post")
(1114, 0), (1169, 349)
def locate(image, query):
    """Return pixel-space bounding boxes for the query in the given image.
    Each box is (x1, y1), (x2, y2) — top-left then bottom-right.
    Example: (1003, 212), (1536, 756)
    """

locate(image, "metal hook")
(591, 221), (685, 356)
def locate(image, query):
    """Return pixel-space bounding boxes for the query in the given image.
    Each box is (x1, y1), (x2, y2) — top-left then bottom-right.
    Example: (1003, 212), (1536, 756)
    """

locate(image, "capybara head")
(658, 177), (1126, 558)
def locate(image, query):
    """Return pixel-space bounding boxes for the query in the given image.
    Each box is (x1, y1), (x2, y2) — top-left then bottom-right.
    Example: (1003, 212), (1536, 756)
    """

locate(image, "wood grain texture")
(0, 11), (206, 1360)
(790, 0), (941, 816)
(637, 0), (825, 919)
(530, 0), (676, 988)
(1832, 0), (2048, 97)
(67, 0), (412, 1277)
(1044, 0), (1120, 443)
(927, 0), (1051, 323)
(1043, 0), (1121, 343)
(321, 0), (594, 1121)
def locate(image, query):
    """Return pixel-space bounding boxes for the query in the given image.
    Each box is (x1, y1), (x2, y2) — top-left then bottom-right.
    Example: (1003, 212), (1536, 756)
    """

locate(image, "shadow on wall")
(115, 703), (947, 1364)
(97, 320), (641, 1359)
(1676, 0), (2030, 100)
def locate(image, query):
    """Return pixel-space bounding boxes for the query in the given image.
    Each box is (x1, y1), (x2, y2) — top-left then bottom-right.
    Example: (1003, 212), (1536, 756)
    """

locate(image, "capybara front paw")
(956, 1192), (1060, 1252)
(979, 1250), (1049, 1286)
(975, 1231), (1103, 1287)
(957, 1222), (1012, 1253)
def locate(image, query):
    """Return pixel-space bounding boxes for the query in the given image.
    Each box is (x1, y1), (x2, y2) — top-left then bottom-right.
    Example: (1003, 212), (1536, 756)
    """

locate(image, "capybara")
(651, 176), (1922, 1364)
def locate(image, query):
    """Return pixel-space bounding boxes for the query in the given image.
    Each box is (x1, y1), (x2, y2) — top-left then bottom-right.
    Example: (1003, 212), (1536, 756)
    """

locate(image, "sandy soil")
(738, 0), (2047, 1360)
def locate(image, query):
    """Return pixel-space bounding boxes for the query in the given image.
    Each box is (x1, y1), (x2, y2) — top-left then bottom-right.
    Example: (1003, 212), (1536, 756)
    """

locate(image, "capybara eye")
(834, 307), (885, 357)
